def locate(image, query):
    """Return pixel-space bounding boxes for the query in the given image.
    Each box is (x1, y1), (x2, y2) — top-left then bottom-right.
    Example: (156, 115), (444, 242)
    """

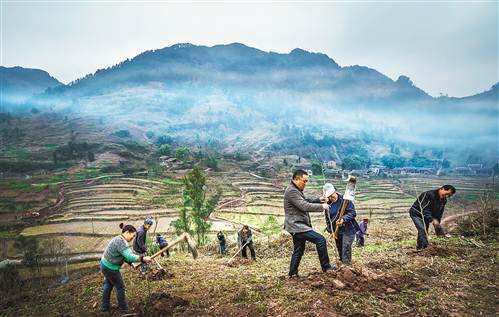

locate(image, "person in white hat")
(323, 183), (359, 265)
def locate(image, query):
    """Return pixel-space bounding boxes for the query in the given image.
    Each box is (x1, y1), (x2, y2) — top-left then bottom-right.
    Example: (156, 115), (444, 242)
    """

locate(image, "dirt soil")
(147, 268), (174, 281)
(2, 235), (497, 317)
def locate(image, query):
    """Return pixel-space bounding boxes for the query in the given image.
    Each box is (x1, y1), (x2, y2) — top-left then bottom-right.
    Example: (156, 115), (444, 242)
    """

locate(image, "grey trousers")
(335, 233), (355, 265)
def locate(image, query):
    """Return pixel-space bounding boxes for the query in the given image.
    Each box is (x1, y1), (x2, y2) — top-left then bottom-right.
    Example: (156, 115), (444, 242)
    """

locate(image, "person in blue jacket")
(323, 183), (359, 265)
(156, 233), (170, 257)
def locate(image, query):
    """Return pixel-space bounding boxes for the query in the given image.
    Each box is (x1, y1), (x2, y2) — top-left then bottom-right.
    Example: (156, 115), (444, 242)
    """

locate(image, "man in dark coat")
(409, 185), (456, 250)
(238, 225), (256, 260)
(284, 169), (334, 278)
(133, 218), (153, 272)
(217, 231), (227, 255)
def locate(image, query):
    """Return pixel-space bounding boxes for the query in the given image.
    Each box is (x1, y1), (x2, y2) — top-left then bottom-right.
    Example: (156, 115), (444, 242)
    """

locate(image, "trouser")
(219, 242), (226, 255)
(356, 235), (365, 247)
(335, 233), (355, 265)
(241, 241), (256, 259)
(100, 263), (127, 310)
(159, 244), (170, 257)
(289, 230), (332, 276)
(411, 215), (429, 250)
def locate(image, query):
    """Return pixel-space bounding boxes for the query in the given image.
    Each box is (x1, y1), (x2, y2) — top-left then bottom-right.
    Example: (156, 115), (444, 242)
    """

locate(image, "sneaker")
(323, 264), (338, 273)
(288, 274), (302, 280)
(99, 307), (110, 312)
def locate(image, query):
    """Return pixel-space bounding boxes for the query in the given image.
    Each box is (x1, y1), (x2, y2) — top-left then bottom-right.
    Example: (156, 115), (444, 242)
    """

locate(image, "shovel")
(132, 232), (198, 273)
(227, 241), (249, 265)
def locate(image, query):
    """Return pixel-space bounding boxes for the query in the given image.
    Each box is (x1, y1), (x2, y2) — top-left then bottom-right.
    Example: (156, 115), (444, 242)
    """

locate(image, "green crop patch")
(45, 144), (59, 150)
(9, 181), (47, 193)
(162, 178), (183, 186)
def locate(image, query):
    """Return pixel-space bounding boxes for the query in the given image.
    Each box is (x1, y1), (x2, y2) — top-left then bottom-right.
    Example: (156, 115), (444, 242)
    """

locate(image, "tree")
(156, 135), (173, 146)
(145, 131), (155, 139)
(182, 167), (222, 245)
(206, 155), (219, 171)
(0, 262), (20, 293)
(343, 154), (367, 170)
(175, 147), (191, 160)
(87, 151), (95, 162)
(410, 156), (433, 167)
(171, 193), (193, 236)
(14, 236), (41, 278)
(262, 216), (281, 239)
(381, 154), (406, 169)
(312, 160), (323, 176)
(159, 144), (172, 156)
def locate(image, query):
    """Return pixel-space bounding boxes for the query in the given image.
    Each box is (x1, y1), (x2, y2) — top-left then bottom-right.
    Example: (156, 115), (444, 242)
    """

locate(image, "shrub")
(0, 262), (21, 293)
(457, 191), (498, 239)
(175, 147), (191, 160)
(206, 155), (219, 171)
(159, 144), (172, 156)
(156, 135), (173, 146)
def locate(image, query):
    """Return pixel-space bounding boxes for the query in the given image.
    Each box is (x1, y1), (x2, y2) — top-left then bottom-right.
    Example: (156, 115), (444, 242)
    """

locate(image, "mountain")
(45, 43), (430, 103)
(457, 82), (498, 103)
(1, 43), (496, 163)
(0, 66), (62, 104)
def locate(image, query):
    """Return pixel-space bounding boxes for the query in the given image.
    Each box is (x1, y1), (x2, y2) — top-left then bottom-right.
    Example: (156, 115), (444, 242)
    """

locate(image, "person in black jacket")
(217, 231), (227, 255)
(238, 225), (256, 260)
(409, 185), (456, 250)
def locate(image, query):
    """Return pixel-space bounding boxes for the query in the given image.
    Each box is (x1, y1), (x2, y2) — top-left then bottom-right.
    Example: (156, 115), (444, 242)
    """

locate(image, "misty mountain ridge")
(0, 43), (497, 164)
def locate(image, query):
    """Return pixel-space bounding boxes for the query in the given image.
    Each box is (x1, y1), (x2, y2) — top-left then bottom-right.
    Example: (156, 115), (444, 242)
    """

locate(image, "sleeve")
(288, 190), (324, 213)
(342, 201), (357, 223)
(237, 230), (242, 246)
(305, 197), (321, 203)
(325, 210), (332, 233)
(121, 248), (141, 263)
(117, 242), (141, 263)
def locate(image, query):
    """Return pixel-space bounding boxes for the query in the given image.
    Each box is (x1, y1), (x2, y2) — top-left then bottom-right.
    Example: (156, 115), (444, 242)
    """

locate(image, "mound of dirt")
(147, 268), (174, 281)
(288, 266), (409, 295)
(137, 292), (189, 317)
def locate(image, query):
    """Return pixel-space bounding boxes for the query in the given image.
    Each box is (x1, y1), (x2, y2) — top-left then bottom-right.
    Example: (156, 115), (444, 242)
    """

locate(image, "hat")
(323, 183), (336, 198)
(144, 218), (154, 225)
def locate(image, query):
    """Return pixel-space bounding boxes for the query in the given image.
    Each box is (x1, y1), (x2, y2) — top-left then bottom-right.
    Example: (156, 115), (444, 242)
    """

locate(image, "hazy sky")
(1, 0), (497, 97)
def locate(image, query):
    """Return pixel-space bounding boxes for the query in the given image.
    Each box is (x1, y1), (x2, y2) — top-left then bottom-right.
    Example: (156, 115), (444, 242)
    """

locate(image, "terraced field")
(12, 166), (496, 270)
(213, 170), (284, 232)
(17, 176), (182, 261)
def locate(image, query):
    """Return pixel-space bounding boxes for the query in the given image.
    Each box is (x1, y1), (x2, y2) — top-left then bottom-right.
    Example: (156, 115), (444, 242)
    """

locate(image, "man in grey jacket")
(284, 169), (335, 278)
